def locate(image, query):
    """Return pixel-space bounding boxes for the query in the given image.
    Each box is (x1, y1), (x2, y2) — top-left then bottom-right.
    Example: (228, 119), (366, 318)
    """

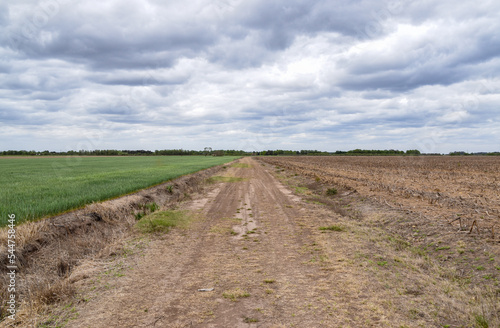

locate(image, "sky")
(1, 0), (499, 153)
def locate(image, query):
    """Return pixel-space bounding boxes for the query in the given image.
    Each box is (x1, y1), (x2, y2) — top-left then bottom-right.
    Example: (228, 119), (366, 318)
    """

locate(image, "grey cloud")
(6, 2), (218, 70)
(96, 72), (189, 86)
(1, 0), (499, 153)
(236, 0), (392, 39)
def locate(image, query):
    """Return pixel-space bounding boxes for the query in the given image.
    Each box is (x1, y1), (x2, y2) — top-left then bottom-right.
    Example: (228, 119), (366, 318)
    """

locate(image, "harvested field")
(259, 156), (500, 237)
(259, 155), (500, 322)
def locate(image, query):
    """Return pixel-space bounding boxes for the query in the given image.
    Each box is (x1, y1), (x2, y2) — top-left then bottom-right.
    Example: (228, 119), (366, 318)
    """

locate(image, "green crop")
(0, 156), (238, 226)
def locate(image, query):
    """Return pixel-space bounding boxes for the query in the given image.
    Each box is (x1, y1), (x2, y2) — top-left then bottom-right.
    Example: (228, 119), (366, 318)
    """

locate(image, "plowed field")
(260, 156), (500, 234)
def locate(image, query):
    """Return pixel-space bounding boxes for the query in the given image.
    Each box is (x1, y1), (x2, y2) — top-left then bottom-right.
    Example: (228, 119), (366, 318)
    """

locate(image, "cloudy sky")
(1, 0), (499, 153)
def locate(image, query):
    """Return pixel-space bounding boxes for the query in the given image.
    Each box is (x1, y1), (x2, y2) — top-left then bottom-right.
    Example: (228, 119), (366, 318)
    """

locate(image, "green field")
(0, 156), (239, 226)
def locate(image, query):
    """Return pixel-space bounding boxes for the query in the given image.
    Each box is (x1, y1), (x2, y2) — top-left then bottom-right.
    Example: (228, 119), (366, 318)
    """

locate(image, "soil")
(6, 156), (498, 327)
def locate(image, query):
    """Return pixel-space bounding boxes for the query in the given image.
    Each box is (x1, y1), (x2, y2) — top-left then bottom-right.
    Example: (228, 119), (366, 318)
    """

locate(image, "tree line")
(1, 149), (499, 157)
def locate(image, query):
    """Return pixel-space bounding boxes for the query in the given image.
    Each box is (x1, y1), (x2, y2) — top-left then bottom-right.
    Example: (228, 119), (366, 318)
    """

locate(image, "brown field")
(260, 156), (500, 226)
(2, 156), (500, 327)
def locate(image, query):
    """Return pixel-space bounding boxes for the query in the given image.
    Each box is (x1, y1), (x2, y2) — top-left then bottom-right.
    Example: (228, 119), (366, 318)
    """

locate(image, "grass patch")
(206, 176), (245, 183)
(231, 163), (251, 168)
(222, 288), (250, 301)
(294, 186), (309, 194)
(136, 210), (192, 233)
(319, 225), (345, 232)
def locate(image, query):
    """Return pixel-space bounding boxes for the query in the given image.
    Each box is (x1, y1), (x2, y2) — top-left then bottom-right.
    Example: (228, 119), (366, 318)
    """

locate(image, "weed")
(166, 185), (174, 193)
(476, 266), (486, 271)
(437, 246), (451, 251)
(474, 314), (489, 328)
(142, 202), (159, 213)
(326, 188), (338, 196)
(135, 212), (145, 220)
(243, 317), (259, 323)
(263, 279), (276, 284)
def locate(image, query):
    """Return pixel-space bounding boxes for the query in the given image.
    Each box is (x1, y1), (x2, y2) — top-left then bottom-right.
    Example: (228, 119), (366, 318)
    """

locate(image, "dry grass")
(0, 203), (129, 325)
(222, 288), (251, 301)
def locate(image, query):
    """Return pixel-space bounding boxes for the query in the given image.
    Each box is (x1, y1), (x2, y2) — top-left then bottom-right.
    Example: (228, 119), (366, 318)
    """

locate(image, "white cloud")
(0, 0), (499, 153)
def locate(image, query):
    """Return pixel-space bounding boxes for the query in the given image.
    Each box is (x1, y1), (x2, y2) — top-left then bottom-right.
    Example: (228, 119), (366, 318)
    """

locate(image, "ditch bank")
(0, 161), (234, 322)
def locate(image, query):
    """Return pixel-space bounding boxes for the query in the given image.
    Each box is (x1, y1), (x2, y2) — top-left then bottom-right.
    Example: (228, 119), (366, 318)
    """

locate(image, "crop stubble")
(260, 156), (500, 233)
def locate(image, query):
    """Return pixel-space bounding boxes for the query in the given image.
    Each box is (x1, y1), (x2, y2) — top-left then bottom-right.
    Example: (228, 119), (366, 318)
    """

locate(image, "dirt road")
(61, 157), (470, 327)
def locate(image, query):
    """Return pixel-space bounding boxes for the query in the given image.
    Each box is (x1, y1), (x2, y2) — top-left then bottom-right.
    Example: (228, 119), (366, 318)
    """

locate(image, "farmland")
(260, 156), (500, 227)
(3, 155), (500, 327)
(0, 156), (238, 226)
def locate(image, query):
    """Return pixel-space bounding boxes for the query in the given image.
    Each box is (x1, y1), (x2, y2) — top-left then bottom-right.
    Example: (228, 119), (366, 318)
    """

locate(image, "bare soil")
(3, 156), (498, 327)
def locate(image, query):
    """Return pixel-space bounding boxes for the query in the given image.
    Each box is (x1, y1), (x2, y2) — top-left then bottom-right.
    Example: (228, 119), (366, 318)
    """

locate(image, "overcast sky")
(1, 0), (499, 153)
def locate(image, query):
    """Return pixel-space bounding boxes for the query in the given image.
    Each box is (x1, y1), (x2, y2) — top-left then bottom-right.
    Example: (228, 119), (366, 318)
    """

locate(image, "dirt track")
(68, 157), (335, 327)
(45, 157), (486, 327)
